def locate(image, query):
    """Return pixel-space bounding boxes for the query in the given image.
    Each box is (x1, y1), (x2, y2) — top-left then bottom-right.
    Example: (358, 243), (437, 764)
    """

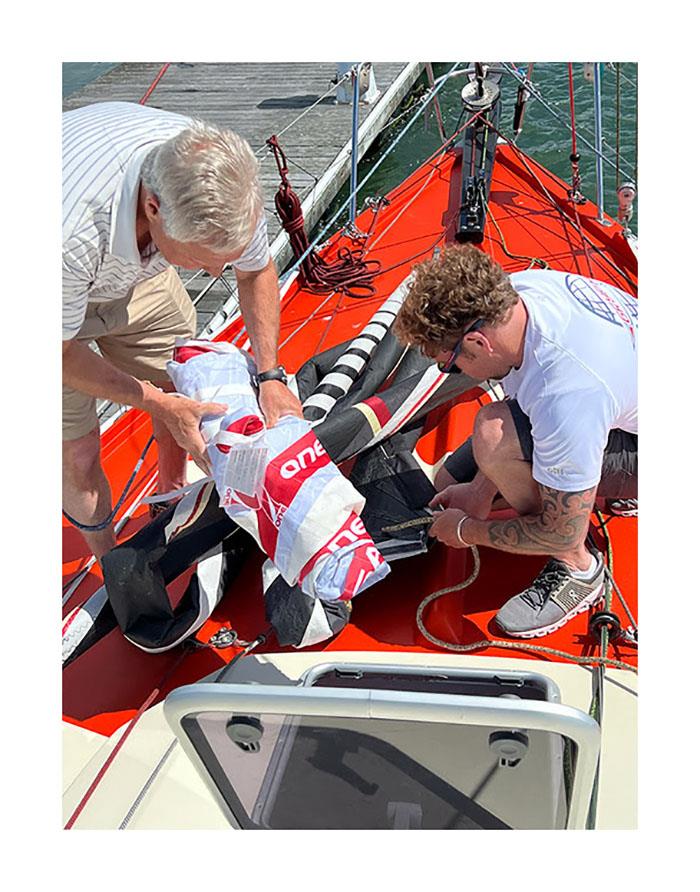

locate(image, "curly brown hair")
(394, 245), (518, 355)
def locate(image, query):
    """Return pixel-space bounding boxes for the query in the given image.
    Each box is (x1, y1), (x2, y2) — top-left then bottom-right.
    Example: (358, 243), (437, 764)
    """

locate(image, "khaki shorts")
(63, 266), (197, 441)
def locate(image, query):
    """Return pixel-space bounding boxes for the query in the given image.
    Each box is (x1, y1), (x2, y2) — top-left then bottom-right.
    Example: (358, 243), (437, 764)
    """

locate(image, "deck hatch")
(164, 675), (600, 830)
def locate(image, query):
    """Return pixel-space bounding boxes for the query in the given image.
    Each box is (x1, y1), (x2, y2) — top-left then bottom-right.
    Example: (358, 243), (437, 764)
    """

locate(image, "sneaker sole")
(497, 584), (605, 639)
(606, 500), (638, 518)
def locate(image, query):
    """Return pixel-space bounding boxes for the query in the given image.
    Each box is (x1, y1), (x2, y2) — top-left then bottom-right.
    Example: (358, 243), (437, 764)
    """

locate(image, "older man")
(63, 101), (302, 561)
(393, 246), (637, 638)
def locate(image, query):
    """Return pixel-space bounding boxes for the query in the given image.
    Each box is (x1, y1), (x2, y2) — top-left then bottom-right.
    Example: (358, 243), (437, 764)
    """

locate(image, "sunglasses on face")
(437, 319), (486, 373)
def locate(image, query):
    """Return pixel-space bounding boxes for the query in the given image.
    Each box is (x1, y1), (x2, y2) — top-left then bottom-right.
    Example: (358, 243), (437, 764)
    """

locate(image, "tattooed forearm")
(482, 484), (597, 555)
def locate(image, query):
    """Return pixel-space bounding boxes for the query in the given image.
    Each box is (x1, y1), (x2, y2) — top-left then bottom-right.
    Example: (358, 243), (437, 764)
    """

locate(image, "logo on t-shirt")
(565, 275), (637, 348)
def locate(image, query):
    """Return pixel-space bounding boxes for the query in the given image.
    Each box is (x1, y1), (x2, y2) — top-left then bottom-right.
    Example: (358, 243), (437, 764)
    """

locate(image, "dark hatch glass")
(182, 710), (572, 829)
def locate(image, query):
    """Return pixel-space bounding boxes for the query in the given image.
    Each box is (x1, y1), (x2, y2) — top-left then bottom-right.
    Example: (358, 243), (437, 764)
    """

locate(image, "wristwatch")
(253, 365), (288, 387)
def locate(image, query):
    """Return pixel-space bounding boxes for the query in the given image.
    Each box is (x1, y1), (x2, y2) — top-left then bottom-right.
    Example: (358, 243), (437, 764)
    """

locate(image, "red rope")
(266, 135), (381, 299)
(139, 63), (171, 105)
(566, 62), (586, 214)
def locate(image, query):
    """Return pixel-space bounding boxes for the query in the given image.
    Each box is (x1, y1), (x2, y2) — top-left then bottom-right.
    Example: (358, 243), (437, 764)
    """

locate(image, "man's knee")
(472, 402), (522, 469)
(435, 464), (459, 492)
(63, 427), (102, 487)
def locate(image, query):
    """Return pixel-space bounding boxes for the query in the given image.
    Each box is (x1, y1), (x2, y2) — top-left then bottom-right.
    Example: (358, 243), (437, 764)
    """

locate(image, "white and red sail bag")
(167, 340), (389, 601)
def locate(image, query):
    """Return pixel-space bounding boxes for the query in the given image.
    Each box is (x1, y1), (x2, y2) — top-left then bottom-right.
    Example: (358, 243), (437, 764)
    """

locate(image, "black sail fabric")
(292, 338), (353, 403)
(315, 365), (477, 464)
(350, 445), (436, 563)
(262, 561), (352, 648)
(301, 279), (413, 423)
(100, 481), (253, 653)
(74, 334), (483, 659)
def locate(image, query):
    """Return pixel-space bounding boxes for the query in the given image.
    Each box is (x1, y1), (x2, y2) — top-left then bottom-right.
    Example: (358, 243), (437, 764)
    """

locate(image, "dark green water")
(62, 63), (118, 97)
(316, 62), (638, 236)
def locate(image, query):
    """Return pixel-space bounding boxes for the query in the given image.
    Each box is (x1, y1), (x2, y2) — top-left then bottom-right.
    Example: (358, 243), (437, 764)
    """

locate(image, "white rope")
(118, 739), (178, 829)
(278, 291), (340, 351)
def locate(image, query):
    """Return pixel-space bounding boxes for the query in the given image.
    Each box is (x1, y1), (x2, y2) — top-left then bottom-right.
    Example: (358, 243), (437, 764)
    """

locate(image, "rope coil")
(414, 544), (637, 672)
(388, 517), (637, 673)
(266, 134), (382, 299)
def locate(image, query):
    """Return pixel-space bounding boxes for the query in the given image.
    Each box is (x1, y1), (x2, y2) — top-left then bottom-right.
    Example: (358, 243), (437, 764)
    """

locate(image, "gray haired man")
(63, 101), (302, 560)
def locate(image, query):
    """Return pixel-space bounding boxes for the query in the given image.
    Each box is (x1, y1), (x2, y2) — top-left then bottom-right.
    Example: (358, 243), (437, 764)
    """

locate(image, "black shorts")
(442, 399), (637, 498)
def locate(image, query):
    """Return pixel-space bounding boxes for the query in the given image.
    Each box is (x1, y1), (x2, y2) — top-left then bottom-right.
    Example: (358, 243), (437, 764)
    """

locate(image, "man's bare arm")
(62, 339), (226, 471)
(235, 259), (282, 372)
(480, 483), (597, 555)
(63, 338), (156, 408)
(235, 259), (303, 425)
(430, 482), (597, 557)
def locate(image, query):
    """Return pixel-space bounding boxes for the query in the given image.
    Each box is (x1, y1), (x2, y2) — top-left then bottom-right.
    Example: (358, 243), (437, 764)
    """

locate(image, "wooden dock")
(63, 62), (424, 335)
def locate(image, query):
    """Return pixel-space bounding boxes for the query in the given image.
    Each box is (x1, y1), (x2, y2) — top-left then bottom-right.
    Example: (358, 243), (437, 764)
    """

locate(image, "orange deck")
(63, 143), (638, 737)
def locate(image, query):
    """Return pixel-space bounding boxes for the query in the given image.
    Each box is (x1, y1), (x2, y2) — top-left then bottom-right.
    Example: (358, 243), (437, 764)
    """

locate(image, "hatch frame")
(164, 678), (600, 830)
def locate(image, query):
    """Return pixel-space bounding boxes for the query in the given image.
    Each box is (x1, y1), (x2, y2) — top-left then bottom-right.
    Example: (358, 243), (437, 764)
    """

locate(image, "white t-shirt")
(501, 269), (637, 492)
(62, 101), (270, 340)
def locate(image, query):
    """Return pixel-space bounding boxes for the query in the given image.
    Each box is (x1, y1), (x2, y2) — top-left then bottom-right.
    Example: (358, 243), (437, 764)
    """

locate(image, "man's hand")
(63, 339), (227, 475)
(258, 379), (304, 427)
(428, 508), (472, 548)
(144, 386), (227, 475)
(429, 478), (496, 520)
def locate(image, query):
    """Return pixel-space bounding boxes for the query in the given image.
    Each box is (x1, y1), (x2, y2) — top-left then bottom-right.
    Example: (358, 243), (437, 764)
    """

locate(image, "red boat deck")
(63, 143), (638, 737)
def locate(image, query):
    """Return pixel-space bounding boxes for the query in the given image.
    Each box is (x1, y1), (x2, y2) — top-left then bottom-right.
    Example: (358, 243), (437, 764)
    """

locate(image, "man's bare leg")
(434, 402), (539, 516)
(63, 426), (117, 562)
(471, 402), (591, 571)
(63, 396), (188, 562)
(471, 402), (541, 515)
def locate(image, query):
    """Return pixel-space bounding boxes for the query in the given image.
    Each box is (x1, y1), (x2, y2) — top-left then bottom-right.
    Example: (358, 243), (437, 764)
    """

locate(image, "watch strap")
(255, 366), (288, 386)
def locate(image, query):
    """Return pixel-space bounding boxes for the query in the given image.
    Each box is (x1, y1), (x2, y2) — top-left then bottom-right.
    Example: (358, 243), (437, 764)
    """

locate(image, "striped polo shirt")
(62, 101), (270, 340)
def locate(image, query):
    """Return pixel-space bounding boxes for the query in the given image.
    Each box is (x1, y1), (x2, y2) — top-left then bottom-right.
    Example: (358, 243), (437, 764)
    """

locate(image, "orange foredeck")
(63, 144), (638, 736)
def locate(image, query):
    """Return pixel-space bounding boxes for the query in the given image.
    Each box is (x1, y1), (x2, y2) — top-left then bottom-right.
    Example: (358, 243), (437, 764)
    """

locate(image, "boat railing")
(196, 62), (462, 344)
(114, 61), (636, 353)
(279, 63), (462, 281)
